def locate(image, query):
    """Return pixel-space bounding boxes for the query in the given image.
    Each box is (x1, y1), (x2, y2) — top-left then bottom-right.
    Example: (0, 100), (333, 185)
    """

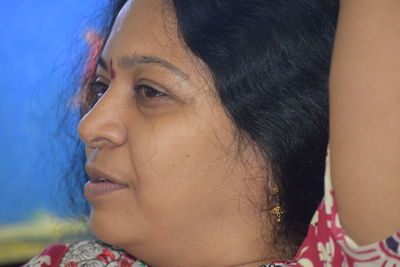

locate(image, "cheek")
(128, 110), (239, 221)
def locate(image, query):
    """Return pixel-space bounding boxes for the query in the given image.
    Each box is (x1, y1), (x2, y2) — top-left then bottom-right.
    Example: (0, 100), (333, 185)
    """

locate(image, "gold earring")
(271, 185), (279, 194)
(270, 185), (284, 223)
(270, 205), (283, 223)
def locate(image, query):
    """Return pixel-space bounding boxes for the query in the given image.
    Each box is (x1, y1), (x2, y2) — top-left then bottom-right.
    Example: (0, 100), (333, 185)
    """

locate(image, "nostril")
(91, 137), (111, 147)
(92, 137), (105, 143)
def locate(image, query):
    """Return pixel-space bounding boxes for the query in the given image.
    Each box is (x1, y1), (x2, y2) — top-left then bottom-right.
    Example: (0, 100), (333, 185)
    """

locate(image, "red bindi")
(110, 59), (116, 80)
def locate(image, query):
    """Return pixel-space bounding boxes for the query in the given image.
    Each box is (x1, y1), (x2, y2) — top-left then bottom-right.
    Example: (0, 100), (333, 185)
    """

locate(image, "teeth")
(93, 178), (109, 183)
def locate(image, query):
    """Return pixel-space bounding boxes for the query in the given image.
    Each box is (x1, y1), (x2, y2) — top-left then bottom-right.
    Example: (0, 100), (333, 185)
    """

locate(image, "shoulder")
(24, 240), (147, 267)
(24, 243), (69, 267)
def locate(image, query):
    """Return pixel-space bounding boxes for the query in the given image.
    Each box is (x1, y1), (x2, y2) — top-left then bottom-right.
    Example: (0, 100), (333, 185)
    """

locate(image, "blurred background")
(0, 1), (104, 265)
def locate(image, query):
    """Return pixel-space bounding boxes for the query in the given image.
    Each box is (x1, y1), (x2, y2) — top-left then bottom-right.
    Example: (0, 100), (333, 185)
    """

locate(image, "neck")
(130, 233), (278, 267)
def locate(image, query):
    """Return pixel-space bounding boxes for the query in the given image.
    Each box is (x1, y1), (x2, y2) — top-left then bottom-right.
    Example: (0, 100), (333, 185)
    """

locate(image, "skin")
(78, 0), (274, 266)
(330, 0), (400, 245)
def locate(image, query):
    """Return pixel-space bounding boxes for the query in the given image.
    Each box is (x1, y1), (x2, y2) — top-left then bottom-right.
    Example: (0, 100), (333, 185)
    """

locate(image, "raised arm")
(329, 0), (400, 245)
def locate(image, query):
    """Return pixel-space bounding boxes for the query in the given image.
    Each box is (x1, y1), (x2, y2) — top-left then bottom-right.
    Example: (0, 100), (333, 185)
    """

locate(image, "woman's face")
(78, 0), (268, 265)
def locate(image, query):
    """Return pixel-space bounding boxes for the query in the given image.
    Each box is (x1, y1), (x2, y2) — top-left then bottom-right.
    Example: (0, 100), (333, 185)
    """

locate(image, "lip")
(84, 163), (128, 200)
(85, 163), (127, 185)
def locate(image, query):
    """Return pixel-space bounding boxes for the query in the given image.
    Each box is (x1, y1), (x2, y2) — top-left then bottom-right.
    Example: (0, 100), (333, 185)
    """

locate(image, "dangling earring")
(270, 185), (284, 223)
(270, 205), (283, 223)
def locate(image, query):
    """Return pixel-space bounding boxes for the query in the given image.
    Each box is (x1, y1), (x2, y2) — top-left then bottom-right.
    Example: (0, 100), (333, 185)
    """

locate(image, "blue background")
(0, 1), (104, 224)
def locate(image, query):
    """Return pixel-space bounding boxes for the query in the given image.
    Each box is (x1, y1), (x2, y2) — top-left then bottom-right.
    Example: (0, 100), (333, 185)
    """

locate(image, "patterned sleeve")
(23, 240), (148, 267)
(290, 151), (400, 267)
(23, 244), (70, 267)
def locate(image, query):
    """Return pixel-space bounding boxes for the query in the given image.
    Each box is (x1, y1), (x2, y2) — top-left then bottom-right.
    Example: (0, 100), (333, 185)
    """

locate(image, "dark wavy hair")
(71, 0), (338, 258)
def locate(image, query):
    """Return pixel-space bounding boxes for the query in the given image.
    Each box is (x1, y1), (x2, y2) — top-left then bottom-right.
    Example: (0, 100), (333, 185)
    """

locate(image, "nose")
(78, 92), (128, 149)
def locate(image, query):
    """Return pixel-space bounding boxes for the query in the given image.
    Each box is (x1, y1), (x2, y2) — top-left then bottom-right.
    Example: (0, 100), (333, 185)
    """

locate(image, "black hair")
(170, 0), (338, 254)
(78, 0), (338, 258)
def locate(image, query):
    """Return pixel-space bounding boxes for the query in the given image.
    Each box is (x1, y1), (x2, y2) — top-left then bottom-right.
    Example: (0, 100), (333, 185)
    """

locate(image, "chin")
(89, 208), (137, 249)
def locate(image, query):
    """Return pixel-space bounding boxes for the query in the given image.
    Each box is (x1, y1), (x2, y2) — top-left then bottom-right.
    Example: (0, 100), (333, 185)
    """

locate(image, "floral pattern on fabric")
(24, 240), (147, 267)
(288, 153), (400, 267)
(24, 244), (69, 267)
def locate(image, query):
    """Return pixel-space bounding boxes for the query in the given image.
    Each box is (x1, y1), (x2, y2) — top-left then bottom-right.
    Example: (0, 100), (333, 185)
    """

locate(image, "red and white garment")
(288, 154), (400, 266)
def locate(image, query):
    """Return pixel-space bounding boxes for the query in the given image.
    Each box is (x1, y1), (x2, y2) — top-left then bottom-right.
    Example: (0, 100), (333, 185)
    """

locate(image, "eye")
(86, 79), (109, 108)
(135, 84), (168, 99)
(134, 83), (172, 110)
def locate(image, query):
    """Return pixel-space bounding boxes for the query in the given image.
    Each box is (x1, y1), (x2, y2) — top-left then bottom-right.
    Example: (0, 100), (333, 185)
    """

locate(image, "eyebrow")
(96, 55), (189, 80)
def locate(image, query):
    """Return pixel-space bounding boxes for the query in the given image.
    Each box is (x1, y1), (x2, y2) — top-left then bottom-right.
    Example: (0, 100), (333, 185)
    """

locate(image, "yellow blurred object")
(0, 211), (90, 264)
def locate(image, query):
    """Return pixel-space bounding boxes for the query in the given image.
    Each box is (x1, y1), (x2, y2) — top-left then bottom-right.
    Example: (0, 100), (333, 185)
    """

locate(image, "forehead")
(100, 0), (216, 97)
(102, 0), (184, 70)
(114, 0), (170, 39)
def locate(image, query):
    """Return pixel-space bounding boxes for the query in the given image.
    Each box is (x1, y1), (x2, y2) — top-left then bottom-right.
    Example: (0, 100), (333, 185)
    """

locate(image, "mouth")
(91, 178), (118, 183)
(84, 165), (129, 200)
(84, 178), (129, 200)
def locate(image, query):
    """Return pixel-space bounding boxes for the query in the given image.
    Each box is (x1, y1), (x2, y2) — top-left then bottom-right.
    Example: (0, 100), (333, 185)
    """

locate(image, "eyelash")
(87, 81), (108, 108)
(86, 80), (168, 109)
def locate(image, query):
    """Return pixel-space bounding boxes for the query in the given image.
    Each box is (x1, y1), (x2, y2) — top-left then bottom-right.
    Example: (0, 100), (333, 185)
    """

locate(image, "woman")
(26, 0), (400, 266)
